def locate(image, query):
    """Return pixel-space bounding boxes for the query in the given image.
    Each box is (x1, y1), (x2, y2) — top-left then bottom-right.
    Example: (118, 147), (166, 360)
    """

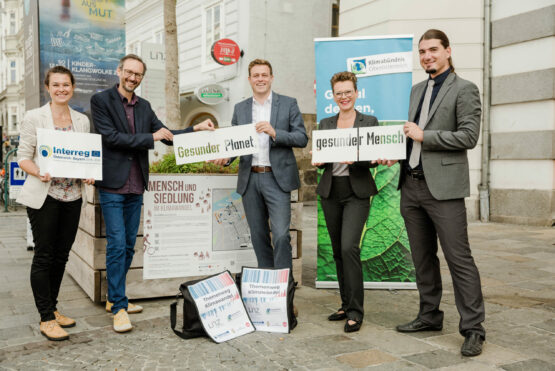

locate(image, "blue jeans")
(99, 190), (143, 314)
(241, 172), (292, 270)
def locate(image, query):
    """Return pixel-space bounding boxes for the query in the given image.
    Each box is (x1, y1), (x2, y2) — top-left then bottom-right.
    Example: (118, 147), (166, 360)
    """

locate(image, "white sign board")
(36, 129), (102, 179)
(143, 174), (257, 280)
(188, 271), (254, 343)
(173, 124), (258, 164)
(358, 125), (406, 161)
(312, 128), (358, 163)
(241, 267), (291, 333)
(312, 125), (406, 163)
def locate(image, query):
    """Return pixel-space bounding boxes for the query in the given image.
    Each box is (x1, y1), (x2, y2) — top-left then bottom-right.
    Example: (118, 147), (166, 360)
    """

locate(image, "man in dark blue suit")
(91, 54), (214, 333)
(212, 59), (308, 273)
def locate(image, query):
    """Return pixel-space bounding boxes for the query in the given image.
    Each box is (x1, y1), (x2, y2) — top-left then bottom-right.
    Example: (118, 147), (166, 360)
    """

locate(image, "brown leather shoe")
(54, 311), (76, 328)
(40, 320), (69, 341)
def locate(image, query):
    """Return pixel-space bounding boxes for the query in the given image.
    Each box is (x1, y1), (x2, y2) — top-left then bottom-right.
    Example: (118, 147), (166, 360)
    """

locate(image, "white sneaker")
(113, 309), (133, 333)
(106, 301), (143, 314)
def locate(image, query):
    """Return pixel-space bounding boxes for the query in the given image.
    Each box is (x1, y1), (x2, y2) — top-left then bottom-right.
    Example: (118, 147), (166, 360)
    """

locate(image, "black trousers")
(321, 177), (369, 321)
(27, 196), (81, 322)
(400, 176), (485, 338)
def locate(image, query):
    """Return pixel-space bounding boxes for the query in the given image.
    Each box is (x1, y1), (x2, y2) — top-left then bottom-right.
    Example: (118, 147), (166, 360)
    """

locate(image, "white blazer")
(16, 103), (90, 209)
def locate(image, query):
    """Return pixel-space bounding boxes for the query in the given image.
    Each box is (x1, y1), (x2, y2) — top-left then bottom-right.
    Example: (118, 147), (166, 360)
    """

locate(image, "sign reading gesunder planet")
(173, 124), (259, 165)
(36, 128), (102, 180)
(312, 125), (406, 163)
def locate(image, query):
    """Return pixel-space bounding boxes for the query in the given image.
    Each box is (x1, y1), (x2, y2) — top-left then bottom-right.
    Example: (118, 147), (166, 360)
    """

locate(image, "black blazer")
(316, 111), (379, 199)
(90, 85), (192, 190)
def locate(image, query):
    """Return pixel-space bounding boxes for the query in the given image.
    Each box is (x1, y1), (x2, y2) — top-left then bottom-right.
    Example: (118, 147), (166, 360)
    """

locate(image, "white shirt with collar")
(251, 92), (272, 167)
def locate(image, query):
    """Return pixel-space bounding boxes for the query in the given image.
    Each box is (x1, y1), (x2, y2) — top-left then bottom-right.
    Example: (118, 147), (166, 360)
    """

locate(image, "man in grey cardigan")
(379, 29), (485, 357)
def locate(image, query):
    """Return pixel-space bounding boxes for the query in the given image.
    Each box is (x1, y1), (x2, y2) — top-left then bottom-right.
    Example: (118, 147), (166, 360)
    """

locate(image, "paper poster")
(143, 174), (258, 280)
(241, 268), (290, 333)
(174, 124), (259, 164)
(188, 271), (254, 343)
(36, 128), (102, 180)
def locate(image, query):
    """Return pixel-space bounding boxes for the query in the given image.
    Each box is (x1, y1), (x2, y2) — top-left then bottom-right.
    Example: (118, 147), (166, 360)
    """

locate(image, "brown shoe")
(293, 305), (299, 317)
(54, 311), (76, 328)
(40, 320), (69, 341)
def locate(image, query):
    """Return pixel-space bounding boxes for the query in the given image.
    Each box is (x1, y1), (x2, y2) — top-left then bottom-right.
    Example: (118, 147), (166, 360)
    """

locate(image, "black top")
(406, 68), (452, 171)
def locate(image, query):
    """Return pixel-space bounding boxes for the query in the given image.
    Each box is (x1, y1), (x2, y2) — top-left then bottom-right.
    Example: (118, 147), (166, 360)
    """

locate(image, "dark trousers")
(320, 177), (369, 322)
(27, 196), (82, 322)
(400, 176), (485, 337)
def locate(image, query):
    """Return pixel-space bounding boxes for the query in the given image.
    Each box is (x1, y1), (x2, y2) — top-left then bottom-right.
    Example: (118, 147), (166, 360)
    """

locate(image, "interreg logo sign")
(41, 145), (100, 159)
(39, 145), (52, 158)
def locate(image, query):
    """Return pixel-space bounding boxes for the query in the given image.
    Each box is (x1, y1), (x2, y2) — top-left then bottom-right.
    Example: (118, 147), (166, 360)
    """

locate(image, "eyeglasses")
(334, 90), (354, 98)
(122, 69), (144, 80)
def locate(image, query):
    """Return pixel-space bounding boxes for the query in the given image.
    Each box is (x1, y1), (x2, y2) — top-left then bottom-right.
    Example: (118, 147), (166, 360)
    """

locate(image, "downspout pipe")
(479, 0), (491, 222)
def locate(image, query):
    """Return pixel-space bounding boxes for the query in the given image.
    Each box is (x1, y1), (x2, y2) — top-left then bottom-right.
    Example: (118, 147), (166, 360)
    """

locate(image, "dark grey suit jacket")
(399, 73), (481, 200)
(316, 111), (379, 199)
(231, 92), (308, 195)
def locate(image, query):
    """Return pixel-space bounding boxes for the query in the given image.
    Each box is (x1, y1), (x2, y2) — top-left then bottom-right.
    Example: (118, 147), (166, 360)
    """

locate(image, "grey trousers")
(241, 172), (292, 270)
(321, 176), (369, 322)
(400, 176), (485, 338)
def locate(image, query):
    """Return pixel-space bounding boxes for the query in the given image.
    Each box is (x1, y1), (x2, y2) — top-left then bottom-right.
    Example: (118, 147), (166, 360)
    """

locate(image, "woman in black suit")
(313, 71), (379, 332)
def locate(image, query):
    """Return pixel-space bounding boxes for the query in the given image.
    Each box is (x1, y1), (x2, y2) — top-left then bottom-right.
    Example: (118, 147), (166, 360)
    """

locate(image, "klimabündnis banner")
(314, 35), (416, 289)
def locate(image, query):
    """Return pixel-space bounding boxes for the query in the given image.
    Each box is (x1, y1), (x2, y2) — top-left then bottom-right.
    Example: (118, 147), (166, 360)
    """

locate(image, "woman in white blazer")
(17, 66), (94, 341)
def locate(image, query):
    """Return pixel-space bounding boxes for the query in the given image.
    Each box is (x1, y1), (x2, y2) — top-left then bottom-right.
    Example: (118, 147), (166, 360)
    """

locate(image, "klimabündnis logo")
(39, 145), (52, 158)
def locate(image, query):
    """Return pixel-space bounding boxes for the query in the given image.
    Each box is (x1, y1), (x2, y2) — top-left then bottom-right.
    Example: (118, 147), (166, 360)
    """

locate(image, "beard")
(425, 68), (437, 75)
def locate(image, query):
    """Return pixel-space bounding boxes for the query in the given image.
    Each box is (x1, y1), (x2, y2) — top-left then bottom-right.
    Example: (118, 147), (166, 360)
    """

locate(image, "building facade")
(0, 0), (24, 159)
(340, 0), (555, 226)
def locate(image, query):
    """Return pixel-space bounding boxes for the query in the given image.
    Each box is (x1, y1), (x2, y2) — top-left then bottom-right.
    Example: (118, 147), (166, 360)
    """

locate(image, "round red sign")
(211, 38), (241, 65)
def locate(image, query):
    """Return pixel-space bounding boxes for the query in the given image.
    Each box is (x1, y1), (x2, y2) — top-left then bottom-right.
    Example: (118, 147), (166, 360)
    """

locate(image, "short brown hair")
(419, 29), (455, 73)
(44, 66), (75, 86)
(330, 71), (357, 91)
(118, 54), (147, 74)
(248, 59), (273, 76)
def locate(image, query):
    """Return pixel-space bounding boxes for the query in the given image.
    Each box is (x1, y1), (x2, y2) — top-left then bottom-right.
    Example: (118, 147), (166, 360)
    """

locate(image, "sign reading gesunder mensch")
(173, 124), (259, 164)
(312, 125), (406, 163)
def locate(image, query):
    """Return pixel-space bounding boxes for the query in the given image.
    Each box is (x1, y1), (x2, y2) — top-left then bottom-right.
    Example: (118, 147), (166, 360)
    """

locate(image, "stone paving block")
(424, 333), (528, 366)
(352, 329), (438, 356)
(531, 319), (555, 333)
(488, 326), (555, 363)
(0, 326), (34, 342)
(403, 349), (468, 369)
(501, 358), (555, 371)
(336, 348), (398, 368)
(487, 308), (554, 327)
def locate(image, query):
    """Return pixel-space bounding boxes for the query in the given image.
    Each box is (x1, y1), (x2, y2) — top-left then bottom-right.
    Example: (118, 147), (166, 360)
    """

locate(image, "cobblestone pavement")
(0, 205), (554, 370)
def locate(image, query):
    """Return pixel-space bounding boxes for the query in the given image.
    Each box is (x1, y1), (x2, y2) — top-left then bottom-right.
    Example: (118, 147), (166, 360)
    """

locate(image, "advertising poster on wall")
(35, 0), (125, 114)
(142, 174), (257, 280)
(314, 35), (416, 289)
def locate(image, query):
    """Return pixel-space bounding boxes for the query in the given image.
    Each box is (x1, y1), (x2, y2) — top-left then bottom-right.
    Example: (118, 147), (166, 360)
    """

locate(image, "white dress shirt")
(251, 92), (272, 167)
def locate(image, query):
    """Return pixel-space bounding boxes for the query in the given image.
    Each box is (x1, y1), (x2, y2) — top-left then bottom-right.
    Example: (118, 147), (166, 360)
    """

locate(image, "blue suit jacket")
(231, 92), (308, 195)
(91, 85), (192, 190)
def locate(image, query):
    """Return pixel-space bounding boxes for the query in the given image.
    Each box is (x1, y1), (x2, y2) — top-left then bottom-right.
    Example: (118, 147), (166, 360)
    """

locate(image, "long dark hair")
(419, 29), (455, 73)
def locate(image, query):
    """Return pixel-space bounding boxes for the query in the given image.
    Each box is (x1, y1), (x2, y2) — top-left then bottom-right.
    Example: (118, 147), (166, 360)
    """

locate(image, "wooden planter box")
(67, 182), (303, 303)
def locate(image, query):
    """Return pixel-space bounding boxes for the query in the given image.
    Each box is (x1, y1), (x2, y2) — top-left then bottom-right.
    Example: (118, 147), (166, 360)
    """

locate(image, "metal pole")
(479, 0), (492, 223)
(4, 147), (18, 212)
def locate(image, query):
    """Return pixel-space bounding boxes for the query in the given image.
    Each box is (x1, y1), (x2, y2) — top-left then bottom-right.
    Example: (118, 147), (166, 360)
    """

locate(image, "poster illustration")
(36, 0), (125, 114)
(314, 35), (416, 289)
(143, 174), (257, 280)
(188, 271), (254, 343)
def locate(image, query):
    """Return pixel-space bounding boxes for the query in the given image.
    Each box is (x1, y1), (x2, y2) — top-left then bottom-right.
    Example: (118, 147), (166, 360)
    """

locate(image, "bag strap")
(170, 294), (191, 340)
